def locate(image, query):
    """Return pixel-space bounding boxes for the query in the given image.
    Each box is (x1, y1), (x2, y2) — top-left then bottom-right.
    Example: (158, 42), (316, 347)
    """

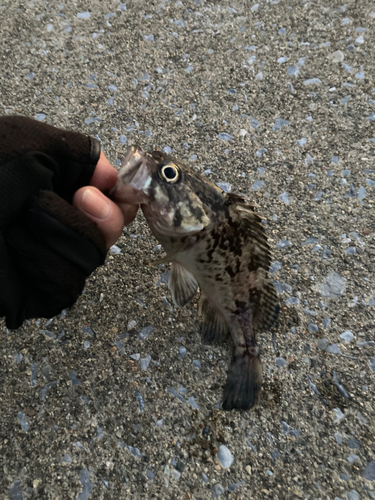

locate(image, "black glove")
(0, 115), (107, 329)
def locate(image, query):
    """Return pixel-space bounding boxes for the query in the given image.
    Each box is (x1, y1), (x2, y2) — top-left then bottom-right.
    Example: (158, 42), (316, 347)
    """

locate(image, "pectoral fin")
(169, 261), (198, 306)
(199, 295), (229, 343)
(149, 254), (173, 266)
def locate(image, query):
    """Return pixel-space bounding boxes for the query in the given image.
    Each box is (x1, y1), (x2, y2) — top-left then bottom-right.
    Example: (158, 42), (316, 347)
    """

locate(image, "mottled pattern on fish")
(112, 146), (279, 410)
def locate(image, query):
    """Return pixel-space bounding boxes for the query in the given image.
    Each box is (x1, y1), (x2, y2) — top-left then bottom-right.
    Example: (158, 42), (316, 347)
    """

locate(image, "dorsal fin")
(225, 192), (279, 331)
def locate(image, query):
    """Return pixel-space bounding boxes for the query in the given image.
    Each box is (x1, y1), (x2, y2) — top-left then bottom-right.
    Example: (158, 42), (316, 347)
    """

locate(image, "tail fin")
(222, 350), (262, 411)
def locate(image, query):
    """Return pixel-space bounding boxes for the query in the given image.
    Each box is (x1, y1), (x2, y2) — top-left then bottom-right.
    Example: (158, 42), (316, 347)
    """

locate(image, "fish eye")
(159, 164), (180, 183)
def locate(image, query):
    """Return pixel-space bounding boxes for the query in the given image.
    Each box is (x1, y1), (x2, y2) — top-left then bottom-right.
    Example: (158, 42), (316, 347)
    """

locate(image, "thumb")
(73, 186), (125, 249)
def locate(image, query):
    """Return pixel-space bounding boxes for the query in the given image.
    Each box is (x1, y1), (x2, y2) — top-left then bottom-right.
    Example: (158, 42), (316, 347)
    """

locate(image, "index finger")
(89, 151), (118, 192)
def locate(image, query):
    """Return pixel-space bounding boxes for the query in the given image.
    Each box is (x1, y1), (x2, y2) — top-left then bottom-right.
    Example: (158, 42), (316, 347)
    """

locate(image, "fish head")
(112, 145), (216, 238)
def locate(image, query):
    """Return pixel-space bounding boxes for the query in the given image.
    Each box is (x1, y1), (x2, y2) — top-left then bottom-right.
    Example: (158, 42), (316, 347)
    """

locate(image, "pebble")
(217, 133), (233, 141)
(114, 340), (124, 354)
(278, 192), (290, 204)
(8, 481), (23, 500)
(304, 78), (322, 85)
(347, 490), (360, 500)
(281, 421), (301, 437)
(316, 271), (347, 298)
(217, 445), (234, 468)
(70, 371), (81, 386)
(167, 387), (186, 403)
(285, 297), (300, 305)
(138, 326), (153, 340)
(228, 481), (245, 492)
(77, 467), (93, 500)
(188, 396), (200, 410)
(126, 319), (137, 332)
(287, 65), (299, 76)
(363, 461), (375, 481)
(332, 408), (345, 422)
(134, 392), (145, 412)
(109, 244), (121, 254)
(250, 117), (260, 129)
(323, 318), (331, 329)
(308, 376), (321, 396)
(146, 469), (155, 480)
(77, 11), (90, 19)
(318, 338), (329, 350)
(179, 346), (187, 358)
(216, 182), (232, 193)
(333, 371), (349, 398)
(327, 344), (341, 354)
(128, 445), (141, 456)
(245, 465), (252, 475)
(17, 412), (29, 432)
(273, 118), (290, 131)
(276, 239), (292, 249)
(211, 483), (225, 497)
(332, 50), (344, 62)
(275, 357), (286, 367)
(252, 180), (265, 190)
(270, 261), (282, 273)
(140, 355), (151, 370)
(247, 440), (257, 452)
(82, 326), (94, 336)
(14, 353), (23, 363)
(41, 381), (57, 401)
(171, 469), (181, 480)
(357, 412), (368, 425)
(346, 438), (361, 449)
(192, 359), (201, 369)
(334, 432), (343, 445)
(369, 358), (375, 371)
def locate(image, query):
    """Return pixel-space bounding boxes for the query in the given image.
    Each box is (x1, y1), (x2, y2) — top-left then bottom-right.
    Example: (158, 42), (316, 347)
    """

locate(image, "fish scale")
(112, 145), (279, 411)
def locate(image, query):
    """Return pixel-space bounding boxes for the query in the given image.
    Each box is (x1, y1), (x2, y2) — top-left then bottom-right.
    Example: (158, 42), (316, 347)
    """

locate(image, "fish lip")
(118, 145), (144, 184)
(110, 145), (153, 205)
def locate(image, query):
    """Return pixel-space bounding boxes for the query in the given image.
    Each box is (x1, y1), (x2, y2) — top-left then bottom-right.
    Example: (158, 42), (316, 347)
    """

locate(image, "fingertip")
(90, 151), (118, 191)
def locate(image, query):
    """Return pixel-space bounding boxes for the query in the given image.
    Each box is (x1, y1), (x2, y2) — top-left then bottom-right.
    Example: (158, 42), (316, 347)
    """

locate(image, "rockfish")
(112, 146), (279, 410)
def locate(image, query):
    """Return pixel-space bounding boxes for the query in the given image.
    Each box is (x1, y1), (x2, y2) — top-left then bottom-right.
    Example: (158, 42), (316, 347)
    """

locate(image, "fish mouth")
(110, 145), (153, 205)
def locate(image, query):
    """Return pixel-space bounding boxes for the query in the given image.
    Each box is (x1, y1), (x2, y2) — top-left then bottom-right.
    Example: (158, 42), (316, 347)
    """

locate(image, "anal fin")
(199, 295), (229, 344)
(169, 261), (198, 307)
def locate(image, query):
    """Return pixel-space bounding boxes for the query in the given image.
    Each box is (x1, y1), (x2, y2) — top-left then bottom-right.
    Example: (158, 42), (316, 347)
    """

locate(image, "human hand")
(73, 151), (138, 249)
(0, 115), (137, 329)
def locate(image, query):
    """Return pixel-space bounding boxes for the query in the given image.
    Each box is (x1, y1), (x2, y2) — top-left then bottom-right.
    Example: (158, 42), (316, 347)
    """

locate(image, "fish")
(111, 145), (279, 410)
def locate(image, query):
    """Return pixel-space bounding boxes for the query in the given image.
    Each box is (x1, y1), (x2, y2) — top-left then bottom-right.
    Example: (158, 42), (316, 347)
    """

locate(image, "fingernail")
(81, 189), (111, 219)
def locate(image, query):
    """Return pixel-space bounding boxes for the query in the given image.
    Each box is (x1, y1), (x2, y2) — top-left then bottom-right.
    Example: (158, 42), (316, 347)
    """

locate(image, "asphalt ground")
(0, 1), (374, 499)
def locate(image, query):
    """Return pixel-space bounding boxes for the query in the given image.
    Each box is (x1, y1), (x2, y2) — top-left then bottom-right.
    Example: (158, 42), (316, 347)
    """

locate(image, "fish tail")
(222, 346), (262, 411)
